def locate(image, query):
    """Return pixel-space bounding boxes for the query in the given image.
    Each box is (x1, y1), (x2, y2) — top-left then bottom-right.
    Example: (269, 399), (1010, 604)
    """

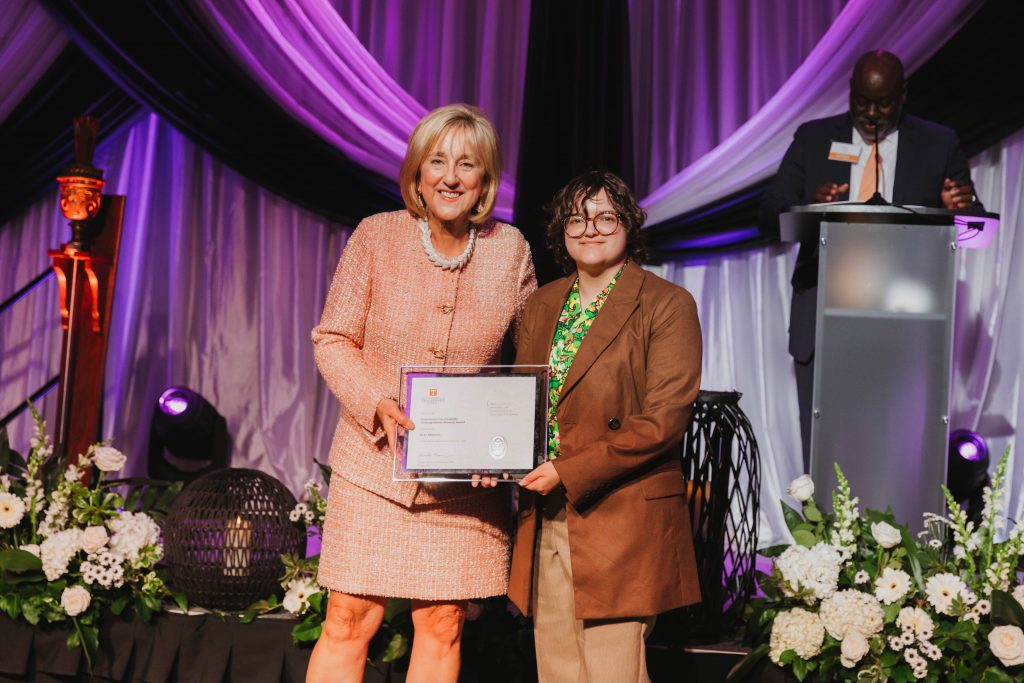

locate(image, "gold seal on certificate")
(394, 365), (549, 482)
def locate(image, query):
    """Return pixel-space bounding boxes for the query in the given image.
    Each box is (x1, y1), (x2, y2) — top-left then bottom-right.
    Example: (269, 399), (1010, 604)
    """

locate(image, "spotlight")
(947, 429), (990, 525)
(148, 387), (230, 482)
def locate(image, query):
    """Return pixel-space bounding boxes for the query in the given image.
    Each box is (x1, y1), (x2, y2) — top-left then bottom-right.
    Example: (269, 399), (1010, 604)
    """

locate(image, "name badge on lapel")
(827, 141), (860, 163)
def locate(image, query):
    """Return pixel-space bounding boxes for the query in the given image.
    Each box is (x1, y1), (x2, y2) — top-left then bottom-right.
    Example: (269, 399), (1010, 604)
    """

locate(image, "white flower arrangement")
(0, 405), (182, 670)
(730, 450), (1024, 683)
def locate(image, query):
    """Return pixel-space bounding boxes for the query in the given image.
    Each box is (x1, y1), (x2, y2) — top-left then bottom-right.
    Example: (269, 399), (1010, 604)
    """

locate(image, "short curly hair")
(544, 170), (648, 274)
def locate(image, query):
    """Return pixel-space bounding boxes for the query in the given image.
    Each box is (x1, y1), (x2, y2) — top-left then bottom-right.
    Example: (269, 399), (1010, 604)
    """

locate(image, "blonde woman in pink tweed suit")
(306, 104), (536, 683)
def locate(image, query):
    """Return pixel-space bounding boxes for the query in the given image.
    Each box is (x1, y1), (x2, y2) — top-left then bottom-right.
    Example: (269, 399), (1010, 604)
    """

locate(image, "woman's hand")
(471, 473), (510, 488)
(376, 398), (414, 455)
(519, 462), (561, 495)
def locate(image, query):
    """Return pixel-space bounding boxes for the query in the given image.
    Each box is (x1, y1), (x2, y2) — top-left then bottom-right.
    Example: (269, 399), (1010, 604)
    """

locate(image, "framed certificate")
(393, 365), (548, 482)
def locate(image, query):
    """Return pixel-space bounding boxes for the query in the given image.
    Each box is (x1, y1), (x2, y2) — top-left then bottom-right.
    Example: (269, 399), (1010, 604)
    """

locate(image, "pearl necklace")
(418, 218), (477, 271)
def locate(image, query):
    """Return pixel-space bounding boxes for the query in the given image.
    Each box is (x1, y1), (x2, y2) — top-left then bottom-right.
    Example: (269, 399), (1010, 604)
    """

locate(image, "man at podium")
(758, 49), (981, 472)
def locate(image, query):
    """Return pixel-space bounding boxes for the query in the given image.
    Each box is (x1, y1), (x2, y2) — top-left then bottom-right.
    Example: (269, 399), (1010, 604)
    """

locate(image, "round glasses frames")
(563, 211), (621, 238)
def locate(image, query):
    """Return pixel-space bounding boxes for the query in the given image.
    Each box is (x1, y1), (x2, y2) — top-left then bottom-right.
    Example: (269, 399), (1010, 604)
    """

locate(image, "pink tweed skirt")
(317, 475), (512, 600)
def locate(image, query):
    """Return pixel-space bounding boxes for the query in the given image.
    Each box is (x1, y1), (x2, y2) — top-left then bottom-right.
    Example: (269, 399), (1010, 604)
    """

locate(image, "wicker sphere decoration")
(164, 468), (305, 611)
(653, 390), (761, 642)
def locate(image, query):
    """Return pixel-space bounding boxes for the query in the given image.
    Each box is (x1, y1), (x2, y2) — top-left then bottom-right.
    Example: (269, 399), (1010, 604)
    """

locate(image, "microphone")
(864, 115), (889, 205)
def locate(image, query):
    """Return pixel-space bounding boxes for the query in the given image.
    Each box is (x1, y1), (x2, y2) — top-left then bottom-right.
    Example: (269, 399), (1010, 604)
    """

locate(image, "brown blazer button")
(439, 303), (454, 314)
(608, 417), (621, 430)
(429, 347), (446, 359)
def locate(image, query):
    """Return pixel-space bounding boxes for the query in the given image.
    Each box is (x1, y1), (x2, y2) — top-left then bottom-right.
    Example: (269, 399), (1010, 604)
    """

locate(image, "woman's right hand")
(376, 398), (414, 454)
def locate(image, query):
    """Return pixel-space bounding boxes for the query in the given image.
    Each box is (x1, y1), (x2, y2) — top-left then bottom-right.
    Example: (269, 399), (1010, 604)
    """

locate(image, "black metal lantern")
(164, 468), (305, 611)
(655, 390), (761, 642)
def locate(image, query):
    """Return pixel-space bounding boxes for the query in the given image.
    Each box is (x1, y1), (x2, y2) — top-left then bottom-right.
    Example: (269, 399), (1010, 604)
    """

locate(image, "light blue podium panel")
(779, 204), (997, 529)
(813, 218), (955, 528)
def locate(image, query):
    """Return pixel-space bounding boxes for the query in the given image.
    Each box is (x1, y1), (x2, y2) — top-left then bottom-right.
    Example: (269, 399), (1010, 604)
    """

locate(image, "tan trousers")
(532, 492), (654, 683)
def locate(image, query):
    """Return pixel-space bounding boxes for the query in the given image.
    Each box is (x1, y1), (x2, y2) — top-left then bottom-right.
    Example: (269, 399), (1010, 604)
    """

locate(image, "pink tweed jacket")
(312, 211), (536, 507)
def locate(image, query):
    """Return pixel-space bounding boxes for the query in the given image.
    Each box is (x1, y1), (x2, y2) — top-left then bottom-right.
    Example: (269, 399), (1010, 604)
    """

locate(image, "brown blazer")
(508, 261), (702, 619)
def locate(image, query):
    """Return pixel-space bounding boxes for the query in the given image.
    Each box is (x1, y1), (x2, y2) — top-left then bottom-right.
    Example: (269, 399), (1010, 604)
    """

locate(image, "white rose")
(871, 521), (902, 548)
(787, 474), (815, 502)
(92, 446), (127, 472)
(841, 632), (870, 667)
(61, 585), (92, 617)
(82, 526), (109, 553)
(989, 625), (1024, 668)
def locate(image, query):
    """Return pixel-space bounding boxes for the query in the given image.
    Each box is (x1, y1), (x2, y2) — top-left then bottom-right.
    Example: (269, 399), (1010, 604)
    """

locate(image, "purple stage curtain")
(0, 197), (64, 448)
(0, 0), (67, 124)
(641, 0), (985, 224)
(333, 0), (531, 180)
(660, 127), (1024, 546)
(629, 0), (847, 198)
(0, 112), (347, 494)
(189, 0), (529, 221)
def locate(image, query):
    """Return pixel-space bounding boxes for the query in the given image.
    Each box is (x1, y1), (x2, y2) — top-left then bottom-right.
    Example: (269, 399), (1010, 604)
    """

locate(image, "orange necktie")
(858, 144), (878, 201)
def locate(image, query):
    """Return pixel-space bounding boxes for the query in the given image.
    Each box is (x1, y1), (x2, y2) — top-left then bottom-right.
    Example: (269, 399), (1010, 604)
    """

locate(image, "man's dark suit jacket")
(758, 112), (974, 363)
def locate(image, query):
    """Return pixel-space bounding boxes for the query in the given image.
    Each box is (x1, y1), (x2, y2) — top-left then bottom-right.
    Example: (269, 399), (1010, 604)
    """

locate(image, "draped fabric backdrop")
(0, 0), (67, 124)
(332, 0), (531, 179)
(189, 0), (530, 221)
(664, 128), (1024, 545)
(0, 113), (349, 495)
(640, 0), (985, 222)
(2, 0), (1023, 545)
(629, 0), (847, 198)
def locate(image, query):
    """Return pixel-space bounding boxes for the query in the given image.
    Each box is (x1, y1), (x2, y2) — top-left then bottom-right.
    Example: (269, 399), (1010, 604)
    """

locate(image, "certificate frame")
(393, 364), (549, 483)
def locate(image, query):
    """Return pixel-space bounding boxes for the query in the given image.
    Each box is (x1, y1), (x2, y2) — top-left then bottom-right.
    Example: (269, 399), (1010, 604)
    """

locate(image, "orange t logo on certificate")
(394, 365), (549, 482)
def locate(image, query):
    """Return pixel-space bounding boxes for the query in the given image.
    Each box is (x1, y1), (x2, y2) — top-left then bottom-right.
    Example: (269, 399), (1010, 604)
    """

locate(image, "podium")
(780, 204), (998, 527)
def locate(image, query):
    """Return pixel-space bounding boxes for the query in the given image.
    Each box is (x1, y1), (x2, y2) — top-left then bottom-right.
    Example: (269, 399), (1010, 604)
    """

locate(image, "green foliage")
(734, 449), (1024, 682)
(0, 406), (181, 673)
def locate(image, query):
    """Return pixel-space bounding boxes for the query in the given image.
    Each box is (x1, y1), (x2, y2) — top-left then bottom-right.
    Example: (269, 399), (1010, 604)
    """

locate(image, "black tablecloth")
(0, 612), (317, 683)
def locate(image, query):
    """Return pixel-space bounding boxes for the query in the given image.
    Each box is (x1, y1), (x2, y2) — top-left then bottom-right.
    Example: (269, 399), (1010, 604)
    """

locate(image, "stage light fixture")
(947, 429), (990, 524)
(148, 386), (230, 482)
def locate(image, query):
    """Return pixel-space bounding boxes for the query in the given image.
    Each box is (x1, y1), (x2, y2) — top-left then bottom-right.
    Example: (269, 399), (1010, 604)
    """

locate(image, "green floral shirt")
(546, 266), (624, 459)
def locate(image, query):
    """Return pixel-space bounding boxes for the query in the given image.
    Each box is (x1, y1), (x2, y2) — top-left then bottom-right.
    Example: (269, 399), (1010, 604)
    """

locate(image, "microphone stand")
(864, 116), (889, 205)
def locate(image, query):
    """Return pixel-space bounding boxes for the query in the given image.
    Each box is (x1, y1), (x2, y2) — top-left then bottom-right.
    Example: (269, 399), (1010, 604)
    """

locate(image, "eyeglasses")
(563, 211), (621, 238)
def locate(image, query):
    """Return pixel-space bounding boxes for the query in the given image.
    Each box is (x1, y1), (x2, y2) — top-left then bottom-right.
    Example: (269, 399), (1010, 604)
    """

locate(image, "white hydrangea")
(769, 608), (825, 664)
(925, 573), (968, 615)
(874, 567), (912, 605)
(897, 606), (934, 641)
(819, 589), (884, 640)
(0, 491), (26, 529)
(775, 542), (843, 603)
(40, 528), (83, 581)
(107, 511), (162, 565)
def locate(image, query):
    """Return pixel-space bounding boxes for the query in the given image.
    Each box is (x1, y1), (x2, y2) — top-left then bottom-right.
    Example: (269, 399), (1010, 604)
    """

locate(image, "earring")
(417, 191), (426, 209)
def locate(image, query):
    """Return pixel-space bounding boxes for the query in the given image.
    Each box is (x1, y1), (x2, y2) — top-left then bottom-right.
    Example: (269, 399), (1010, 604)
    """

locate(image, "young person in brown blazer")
(509, 171), (702, 682)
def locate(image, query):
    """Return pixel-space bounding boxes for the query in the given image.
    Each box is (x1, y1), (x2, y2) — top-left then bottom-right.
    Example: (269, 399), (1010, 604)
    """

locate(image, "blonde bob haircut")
(399, 103), (502, 225)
